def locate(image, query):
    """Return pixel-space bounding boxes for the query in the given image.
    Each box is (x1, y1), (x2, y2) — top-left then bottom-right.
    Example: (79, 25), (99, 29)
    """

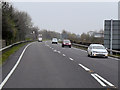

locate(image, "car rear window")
(64, 40), (70, 43)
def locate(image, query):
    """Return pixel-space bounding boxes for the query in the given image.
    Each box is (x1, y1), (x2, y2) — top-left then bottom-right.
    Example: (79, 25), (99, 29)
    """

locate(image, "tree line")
(39, 29), (104, 45)
(2, 2), (38, 46)
(2, 2), (103, 46)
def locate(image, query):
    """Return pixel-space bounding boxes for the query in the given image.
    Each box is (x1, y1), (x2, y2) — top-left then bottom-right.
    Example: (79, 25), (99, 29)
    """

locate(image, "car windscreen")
(52, 38), (57, 41)
(93, 46), (105, 49)
(64, 40), (70, 43)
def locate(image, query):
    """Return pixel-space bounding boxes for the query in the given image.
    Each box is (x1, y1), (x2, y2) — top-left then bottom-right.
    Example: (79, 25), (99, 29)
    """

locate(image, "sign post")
(110, 19), (113, 55)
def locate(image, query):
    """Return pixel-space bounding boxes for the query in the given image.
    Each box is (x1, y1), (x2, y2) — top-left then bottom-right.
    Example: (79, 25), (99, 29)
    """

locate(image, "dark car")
(62, 39), (71, 48)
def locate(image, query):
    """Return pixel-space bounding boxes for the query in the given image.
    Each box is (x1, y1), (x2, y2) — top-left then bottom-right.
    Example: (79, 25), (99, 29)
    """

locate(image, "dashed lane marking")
(63, 54), (66, 56)
(78, 64), (90, 72)
(57, 51), (61, 54)
(69, 58), (74, 61)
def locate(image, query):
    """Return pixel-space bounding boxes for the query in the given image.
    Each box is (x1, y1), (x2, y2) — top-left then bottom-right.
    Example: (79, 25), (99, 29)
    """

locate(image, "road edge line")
(0, 42), (33, 89)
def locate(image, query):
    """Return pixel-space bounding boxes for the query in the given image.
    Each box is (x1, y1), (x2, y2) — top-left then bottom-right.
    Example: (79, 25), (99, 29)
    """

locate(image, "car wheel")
(105, 56), (108, 58)
(88, 54), (90, 57)
(69, 46), (71, 48)
(90, 52), (93, 57)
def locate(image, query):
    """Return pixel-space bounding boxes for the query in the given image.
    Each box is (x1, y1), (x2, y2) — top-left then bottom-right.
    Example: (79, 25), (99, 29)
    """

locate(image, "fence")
(0, 40), (31, 52)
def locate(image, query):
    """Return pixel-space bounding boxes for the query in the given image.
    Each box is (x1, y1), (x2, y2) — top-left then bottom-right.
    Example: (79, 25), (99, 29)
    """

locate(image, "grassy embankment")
(0, 42), (30, 65)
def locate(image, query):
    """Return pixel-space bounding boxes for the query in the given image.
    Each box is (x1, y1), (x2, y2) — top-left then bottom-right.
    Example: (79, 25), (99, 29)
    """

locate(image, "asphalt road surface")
(1, 41), (118, 89)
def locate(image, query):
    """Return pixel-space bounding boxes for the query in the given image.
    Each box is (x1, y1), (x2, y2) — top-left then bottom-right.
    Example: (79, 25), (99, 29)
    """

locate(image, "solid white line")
(69, 58), (74, 61)
(0, 42), (33, 90)
(78, 64), (90, 71)
(94, 74), (114, 87)
(63, 54), (66, 56)
(91, 74), (107, 87)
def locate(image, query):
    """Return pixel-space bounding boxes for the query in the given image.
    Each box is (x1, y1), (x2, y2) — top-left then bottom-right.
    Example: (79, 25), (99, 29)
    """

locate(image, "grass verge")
(0, 42), (30, 65)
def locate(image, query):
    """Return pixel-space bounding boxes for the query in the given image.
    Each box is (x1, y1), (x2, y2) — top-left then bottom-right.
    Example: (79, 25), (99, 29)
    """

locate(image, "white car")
(52, 38), (58, 44)
(87, 44), (108, 58)
(38, 37), (42, 42)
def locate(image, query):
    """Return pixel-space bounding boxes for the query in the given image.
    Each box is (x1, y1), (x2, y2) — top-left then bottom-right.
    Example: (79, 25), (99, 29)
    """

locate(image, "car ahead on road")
(62, 39), (71, 48)
(52, 38), (58, 44)
(87, 44), (108, 58)
(38, 37), (42, 42)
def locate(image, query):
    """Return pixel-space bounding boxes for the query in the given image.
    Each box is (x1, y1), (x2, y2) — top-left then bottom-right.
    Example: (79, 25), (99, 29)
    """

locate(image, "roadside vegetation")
(0, 42), (30, 65)
(39, 29), (104, 45)
(2, 2), (38, 46)
(1, 2), (38, 65)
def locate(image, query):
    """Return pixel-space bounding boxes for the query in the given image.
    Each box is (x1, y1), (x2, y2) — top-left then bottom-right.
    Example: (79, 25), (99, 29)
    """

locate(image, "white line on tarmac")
(54, 50), (57, 52)
(57, 51), (61, 54)
(78, 64), (90, 71)
(91, 74), (107, 87)
(69, 58), (74, 61)
(0, 42), (33, 90)
(94, 74), (114, 87)
(52, 48), (54, 50)
(63, 54), (66, 56)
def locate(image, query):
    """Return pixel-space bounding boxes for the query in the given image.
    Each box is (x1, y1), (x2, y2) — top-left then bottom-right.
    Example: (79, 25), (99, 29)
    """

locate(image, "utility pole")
(110, 19), (113, 55)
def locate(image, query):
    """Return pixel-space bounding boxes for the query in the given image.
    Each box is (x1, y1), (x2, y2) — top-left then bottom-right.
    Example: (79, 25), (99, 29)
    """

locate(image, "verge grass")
(0, 42), (30, 65)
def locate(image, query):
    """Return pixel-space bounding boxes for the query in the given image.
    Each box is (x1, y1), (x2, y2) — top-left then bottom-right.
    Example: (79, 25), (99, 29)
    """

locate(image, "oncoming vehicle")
(38, 37), (42, 42)
(87, 44), (108, 58)
(62, 39), (71, 48)
(52, 38), (58, 44)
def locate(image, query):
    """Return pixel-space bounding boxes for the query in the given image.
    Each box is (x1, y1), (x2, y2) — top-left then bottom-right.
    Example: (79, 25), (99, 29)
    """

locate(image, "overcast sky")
(12, 2), (118, 35)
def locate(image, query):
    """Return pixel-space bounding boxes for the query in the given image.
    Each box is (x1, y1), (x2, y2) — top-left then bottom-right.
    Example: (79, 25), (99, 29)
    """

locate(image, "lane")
(46, 41), (118, 88)
(3, 42), (102, 88)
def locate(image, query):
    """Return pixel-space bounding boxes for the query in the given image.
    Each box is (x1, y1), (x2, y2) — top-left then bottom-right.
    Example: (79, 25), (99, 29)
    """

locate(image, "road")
(1, 41), (118, 89)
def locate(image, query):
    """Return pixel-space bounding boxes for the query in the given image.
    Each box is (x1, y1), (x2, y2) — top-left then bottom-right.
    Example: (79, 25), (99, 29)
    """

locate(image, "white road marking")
(57, 51), (61, 54)
(0, 42), (33, 90)
(91, 74), (107, 87)
(78, 64), (90, 71)
(63, 54), (66, 56)
(94, 74), (114, 87)
(54, 50), (57, 52)
(69, 58), (74, 61)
